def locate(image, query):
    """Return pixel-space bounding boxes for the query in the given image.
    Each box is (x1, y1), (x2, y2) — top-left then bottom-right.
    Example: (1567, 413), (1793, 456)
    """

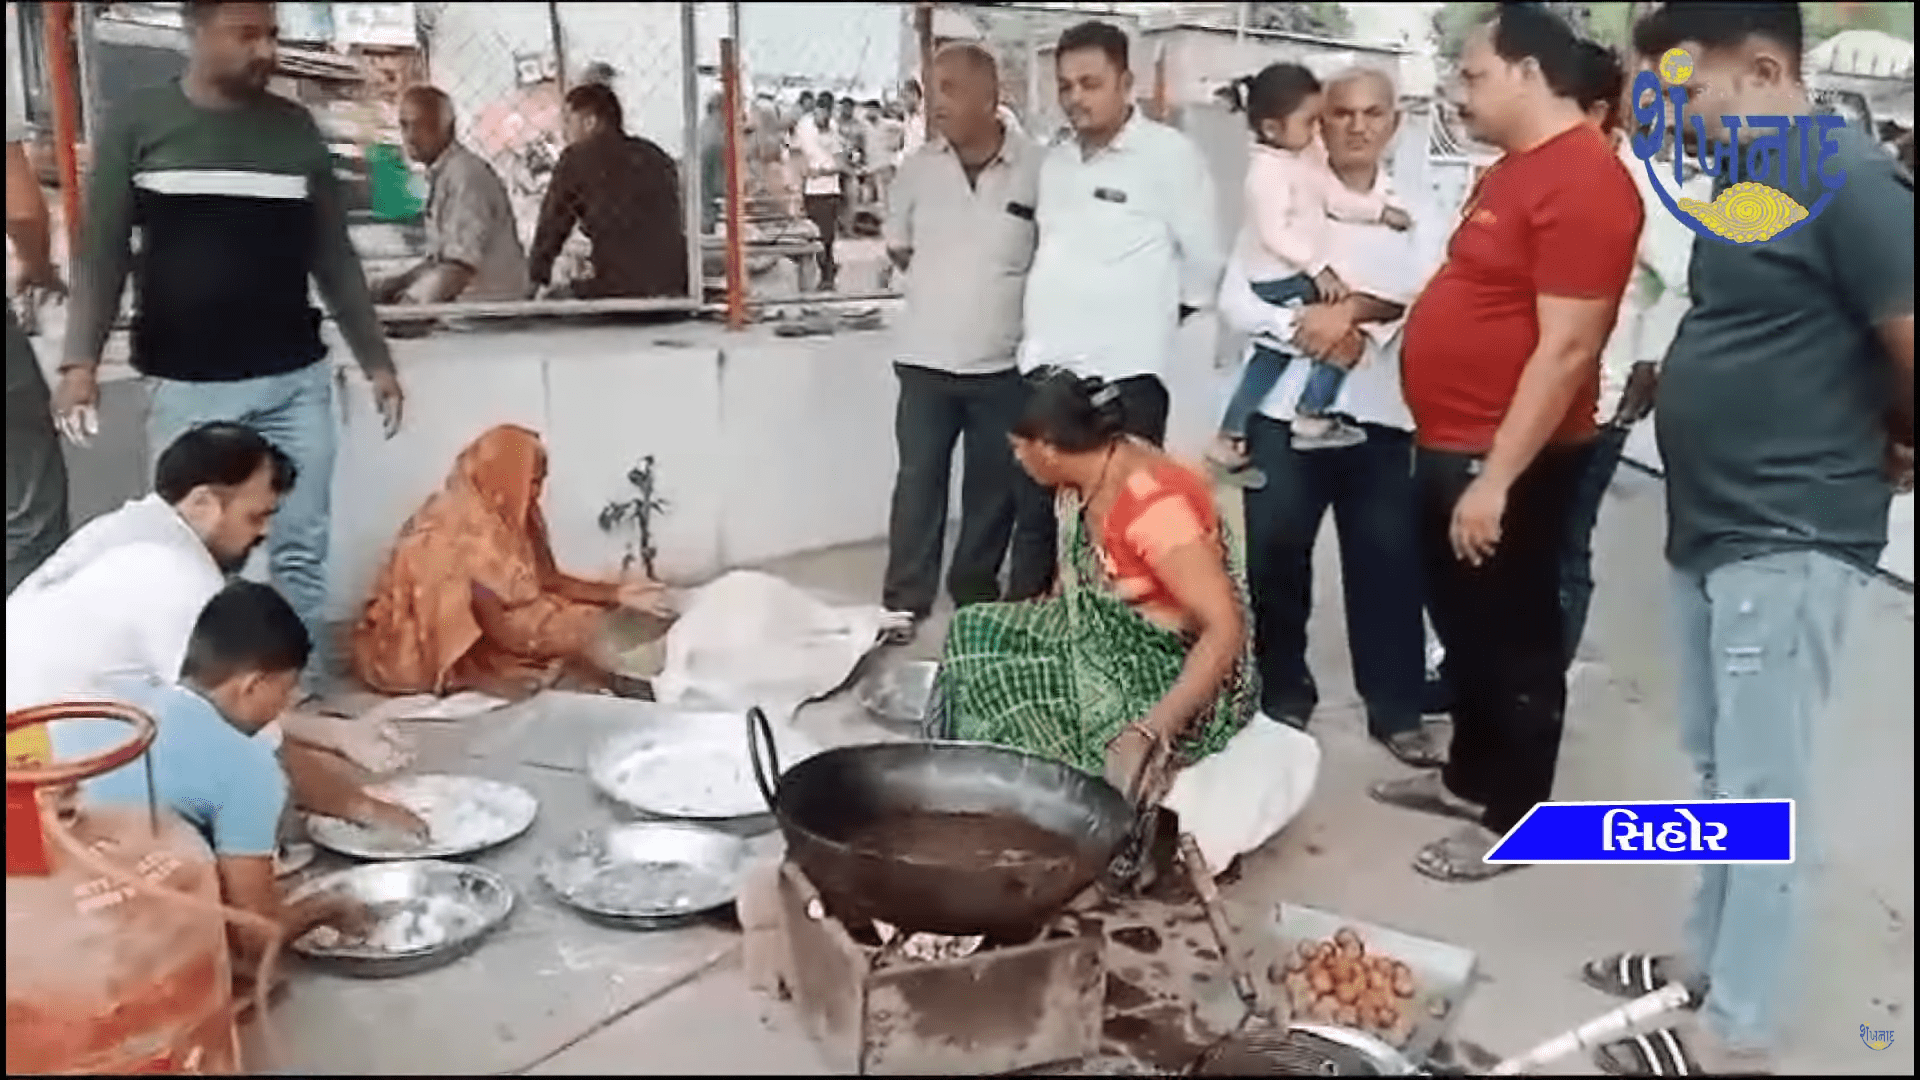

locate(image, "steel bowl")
(539, 822), (749, 929)
(854, 660), (939, 735)
(305, 774), (538, 861)
(287, 861), (515, 978)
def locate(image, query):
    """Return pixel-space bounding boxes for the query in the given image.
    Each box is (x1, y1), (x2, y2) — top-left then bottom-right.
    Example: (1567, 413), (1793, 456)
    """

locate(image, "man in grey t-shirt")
(377, 85), (530, 306)
(1584, 7), (1913, 1076)
(5, 45), (70, 594)
(879, 45), (1040, 639)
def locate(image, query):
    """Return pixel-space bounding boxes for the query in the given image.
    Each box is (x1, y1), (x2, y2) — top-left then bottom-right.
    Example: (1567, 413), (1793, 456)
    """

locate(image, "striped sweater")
(65, 81), (392, 382)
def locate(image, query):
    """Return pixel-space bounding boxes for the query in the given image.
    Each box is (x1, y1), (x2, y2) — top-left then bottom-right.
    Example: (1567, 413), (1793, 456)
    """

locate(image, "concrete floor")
(234, 461), (1913, 1076)
(42, 379), (1909, 1074)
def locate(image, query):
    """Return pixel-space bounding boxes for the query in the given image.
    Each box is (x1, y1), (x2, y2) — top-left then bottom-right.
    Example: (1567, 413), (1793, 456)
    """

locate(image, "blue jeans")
(1559, 424), (1631, 666)
(1242, 415), (1423, 739)
(1220, 273), (1323, 437)
(1670, 550), (1864, 1051)
(146, 361), (337, 690)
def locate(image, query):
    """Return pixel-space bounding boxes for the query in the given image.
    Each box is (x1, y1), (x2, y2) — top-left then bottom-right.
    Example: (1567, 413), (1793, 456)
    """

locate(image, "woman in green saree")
(933, 369), (1260, 801)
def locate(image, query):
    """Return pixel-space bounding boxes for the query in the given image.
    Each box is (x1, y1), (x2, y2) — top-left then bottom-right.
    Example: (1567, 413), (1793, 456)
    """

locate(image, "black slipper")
(606, 673), (656, 700)
(1382, 729), (1444, 768)
(1594, 1029), (1700, 1076)
(1583, 952), (1675, 999)
(1411, 826), (1518, 883)
(1368, 774), (1484, 823)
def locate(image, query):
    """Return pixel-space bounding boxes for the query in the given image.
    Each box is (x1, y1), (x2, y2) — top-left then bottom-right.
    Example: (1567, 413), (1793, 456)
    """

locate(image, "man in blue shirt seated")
(54, 582), (405, 981)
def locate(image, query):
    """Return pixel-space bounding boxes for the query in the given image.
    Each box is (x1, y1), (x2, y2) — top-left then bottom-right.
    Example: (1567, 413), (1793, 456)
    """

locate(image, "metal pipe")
(719, 37), (748, 330)
(915, 3), (935, 141)
(43, 1), (84, 259)
(372, 296), (703, 320)
(690, 289), (901, 318)
(744, 289), (898, 309)
(546, 0), (569, 95)
(73, 1), (100, 143)
(679, 0), (703, 308)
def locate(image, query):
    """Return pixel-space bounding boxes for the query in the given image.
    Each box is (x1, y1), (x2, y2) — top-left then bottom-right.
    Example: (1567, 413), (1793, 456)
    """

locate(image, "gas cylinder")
(6, 703), (242, 1075)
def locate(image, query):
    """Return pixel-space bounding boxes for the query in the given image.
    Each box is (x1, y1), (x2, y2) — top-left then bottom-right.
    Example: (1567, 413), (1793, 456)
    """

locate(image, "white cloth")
(897, 110), (927, 168)
(1217, 163), (1442, 432)
(1238, 143), (1335, 282)
(653, 570), (896, 725)
(1019, 111), (1225, 382)
(794, 114), (843, 197)
(5, 12), (27, 146)
(1164, 714), (1321, 875)
(1596, 141), (1708, 420)
(996, 104), (1026, 139)
(884, 128), (1041, 374)
(6, 496), (225, 713)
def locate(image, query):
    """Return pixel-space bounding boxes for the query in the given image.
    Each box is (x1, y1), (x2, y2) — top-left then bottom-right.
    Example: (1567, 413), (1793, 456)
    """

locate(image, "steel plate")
(539, 822), (748, 928)
(854, 659), (939, 734)
(305, 774), (538, 861)
(590, 715), (822, 821)
(288, 860), (515, 978)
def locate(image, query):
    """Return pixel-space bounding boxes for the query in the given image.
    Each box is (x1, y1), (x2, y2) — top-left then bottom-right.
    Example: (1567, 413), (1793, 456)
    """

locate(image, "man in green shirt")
(1582, 6), (1913, 1075)
(51, 1), (406, 696)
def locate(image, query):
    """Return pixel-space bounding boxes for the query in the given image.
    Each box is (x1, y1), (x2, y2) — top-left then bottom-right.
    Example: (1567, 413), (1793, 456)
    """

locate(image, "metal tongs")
(1103, 743), (1166, 891)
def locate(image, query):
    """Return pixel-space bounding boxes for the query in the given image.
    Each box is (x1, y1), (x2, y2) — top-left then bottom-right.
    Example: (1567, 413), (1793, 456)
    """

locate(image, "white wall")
(322, 319), (901, 619)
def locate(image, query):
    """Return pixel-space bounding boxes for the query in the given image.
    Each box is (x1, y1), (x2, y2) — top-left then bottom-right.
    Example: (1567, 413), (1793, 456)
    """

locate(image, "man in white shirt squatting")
(1221, 67), (1443, 770)
(1008, 19), (1225, 601)
(879, 44), (1041, 643)
(5, 422), (422, 835)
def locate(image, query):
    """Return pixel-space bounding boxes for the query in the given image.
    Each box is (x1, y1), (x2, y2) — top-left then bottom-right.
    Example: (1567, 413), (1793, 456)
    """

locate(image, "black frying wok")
(747, 707), (1134, 941)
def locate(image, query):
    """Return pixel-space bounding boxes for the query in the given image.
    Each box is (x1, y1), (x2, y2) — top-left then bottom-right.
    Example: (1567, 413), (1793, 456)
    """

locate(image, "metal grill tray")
(1264, 902), (1478, 1067)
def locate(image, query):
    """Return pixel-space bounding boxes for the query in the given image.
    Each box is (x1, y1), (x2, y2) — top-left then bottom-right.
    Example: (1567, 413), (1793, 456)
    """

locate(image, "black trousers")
(1243, 416), (1424, 739)
(802, 193), (841, 288)
(1418, 444), (1584, 835)
(1007, 373), (1171, 602)
(882, 363), (1026, 617)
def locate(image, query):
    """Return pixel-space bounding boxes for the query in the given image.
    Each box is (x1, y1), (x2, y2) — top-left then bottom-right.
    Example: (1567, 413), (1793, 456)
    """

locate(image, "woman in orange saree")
(351, 425), (672, 699)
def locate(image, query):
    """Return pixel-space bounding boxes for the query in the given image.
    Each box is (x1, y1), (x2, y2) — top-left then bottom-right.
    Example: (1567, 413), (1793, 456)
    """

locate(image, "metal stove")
(777, 860), (1105, 1076)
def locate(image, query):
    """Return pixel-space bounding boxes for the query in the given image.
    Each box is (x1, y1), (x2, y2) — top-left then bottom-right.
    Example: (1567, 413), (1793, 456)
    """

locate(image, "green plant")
(598, 455), (668, 578)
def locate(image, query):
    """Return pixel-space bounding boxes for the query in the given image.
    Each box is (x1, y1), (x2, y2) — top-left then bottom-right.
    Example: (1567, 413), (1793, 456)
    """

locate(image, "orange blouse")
(1093, 460), (1220, 624)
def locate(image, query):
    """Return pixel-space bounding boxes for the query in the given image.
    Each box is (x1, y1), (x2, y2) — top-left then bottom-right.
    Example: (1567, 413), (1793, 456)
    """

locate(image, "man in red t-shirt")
(1371, 5), (1642, 882)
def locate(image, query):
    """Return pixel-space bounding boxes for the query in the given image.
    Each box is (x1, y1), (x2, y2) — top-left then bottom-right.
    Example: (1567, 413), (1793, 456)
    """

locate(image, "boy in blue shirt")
(54, 582), (414, 975)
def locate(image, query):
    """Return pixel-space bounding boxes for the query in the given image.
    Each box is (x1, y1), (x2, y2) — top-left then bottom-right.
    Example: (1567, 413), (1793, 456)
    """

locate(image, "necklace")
(1082, 444), (1122, 520)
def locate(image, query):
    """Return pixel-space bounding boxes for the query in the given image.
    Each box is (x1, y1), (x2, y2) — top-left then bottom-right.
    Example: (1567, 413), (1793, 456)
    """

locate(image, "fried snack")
(1391, 961), (1416, 999)
(1280, 930), (1425, 1049)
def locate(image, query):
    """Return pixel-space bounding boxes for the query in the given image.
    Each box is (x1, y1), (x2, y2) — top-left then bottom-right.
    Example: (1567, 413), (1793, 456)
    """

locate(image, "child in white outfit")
(1211, 63), (1410, 483)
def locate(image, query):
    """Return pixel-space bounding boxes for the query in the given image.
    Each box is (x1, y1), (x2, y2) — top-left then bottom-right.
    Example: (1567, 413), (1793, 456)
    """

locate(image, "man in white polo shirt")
(1008, 19), (1225, 600)
(1223, 67), (1443, 768)
(880, 43), (1040, 640)
(6, 423), (412, 800)
(7, 423), (289, 725)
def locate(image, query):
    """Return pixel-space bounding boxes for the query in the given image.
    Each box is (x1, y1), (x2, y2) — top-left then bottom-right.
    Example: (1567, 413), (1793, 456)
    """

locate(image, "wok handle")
(746, 706), (782, 810)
